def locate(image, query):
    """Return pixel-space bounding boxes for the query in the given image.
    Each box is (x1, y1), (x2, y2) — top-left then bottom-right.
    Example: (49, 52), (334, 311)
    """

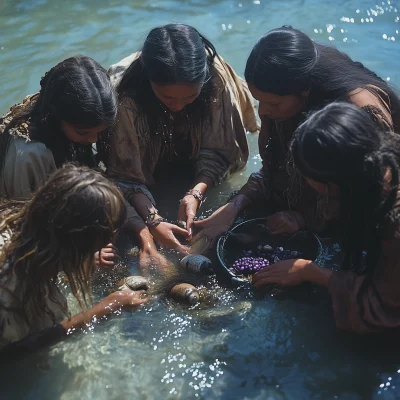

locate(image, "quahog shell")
(169, 283), (200, 305)
(180, 254), (213, 274)
(117, 275), (149, 291)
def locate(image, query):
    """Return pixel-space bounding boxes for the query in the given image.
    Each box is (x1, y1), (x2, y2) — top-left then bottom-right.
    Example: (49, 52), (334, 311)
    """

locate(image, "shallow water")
(1, 1), (400, 399)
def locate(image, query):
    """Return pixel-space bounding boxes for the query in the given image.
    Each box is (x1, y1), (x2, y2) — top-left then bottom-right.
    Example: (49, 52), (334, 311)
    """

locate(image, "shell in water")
(180, 254), (213, 274)
(117, 275), (149, 291)
(169, 283), (200, 305)
(190, 236), (209, 254)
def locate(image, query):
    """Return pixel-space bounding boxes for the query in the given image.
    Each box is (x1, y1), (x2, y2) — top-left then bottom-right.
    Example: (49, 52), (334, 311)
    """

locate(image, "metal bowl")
(216, 218), (324, 286)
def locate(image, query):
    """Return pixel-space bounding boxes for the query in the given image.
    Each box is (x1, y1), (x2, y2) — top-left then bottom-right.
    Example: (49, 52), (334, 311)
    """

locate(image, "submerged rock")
(180, 254), (213, 274)
(117, 275), (149, 291)
(169, 283), (200, 305)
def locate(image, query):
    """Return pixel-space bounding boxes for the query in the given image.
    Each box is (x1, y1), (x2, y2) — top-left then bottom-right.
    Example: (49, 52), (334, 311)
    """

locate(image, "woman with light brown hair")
(0, 164), (147, 352)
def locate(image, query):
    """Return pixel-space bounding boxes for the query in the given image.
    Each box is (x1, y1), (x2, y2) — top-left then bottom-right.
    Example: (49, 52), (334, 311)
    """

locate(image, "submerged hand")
(252, 259), (312, 288)
(192, 202), (238, 247)
(178, 195), (200, 238)
(139, 247), (171, 273)
(149, 222), (190, 254)
(95, 243), (121, 267)
(266, 211), (305, 235)
(109, 290), (150, 310)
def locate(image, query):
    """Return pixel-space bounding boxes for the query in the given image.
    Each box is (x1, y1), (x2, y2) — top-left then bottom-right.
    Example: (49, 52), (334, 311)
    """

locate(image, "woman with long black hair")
(253, 103), (400, 334)
(107, 24), (258, 266)
(0, 55), (121, 267)
(194, 26), (400, 244)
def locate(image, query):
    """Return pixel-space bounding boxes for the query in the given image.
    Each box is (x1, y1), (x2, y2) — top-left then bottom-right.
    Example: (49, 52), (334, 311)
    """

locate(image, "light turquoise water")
(1, 1), (400, 399)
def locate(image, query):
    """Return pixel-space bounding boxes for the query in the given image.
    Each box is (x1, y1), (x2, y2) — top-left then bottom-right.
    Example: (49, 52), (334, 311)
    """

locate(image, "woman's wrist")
(302, 261), (332, 287)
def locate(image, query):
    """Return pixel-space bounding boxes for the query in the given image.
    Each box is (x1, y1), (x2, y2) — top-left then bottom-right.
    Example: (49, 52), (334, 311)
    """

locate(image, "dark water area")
(1, 0), (400, 399)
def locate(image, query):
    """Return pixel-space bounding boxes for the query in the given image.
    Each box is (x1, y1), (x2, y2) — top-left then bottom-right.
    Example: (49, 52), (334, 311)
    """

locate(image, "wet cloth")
(107, 52), (259, 219)
(0, 230), (68, 349)
(238, 86), (400, 231)
(329, 192), (400, 334)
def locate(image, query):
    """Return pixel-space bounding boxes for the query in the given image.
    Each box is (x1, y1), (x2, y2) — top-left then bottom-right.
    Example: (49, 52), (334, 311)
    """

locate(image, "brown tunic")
(238, 86), (399, 230)
(106, 52), (259, 215)
(329, 194), (400, 334)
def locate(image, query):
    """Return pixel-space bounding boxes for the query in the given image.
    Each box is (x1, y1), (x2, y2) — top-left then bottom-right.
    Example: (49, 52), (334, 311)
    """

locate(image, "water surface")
(1, 1), (400, 399)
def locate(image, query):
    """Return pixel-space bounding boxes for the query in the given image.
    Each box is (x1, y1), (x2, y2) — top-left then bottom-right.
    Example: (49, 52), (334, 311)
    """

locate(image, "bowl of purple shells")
(216, 218), (324, 286)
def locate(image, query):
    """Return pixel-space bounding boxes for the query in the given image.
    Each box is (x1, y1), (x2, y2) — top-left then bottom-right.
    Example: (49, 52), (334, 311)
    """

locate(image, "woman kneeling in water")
(0, 56), (120, 267)
(0, 165), (147, 351)
(253, 103), (400, 334)
(107, 24), (258, 265)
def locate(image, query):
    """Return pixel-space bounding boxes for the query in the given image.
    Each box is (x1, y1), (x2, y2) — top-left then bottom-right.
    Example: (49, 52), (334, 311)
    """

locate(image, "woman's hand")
(149, 222), (190, 254)
(252, 259), (313, 288)
(108, 290), (150, 310)
(138, 247), (172, 273)
(192, 202), (238, 247)
(178, 195), (200, 237)
(266, 211), (306, 235)
(94, 243), (121, 267)
(252, 259), (332, 290)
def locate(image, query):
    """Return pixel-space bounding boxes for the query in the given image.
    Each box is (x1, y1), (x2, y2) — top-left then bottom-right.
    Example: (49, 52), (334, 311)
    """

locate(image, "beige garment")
(0, 232), (67, 349)
(107, 52), (259, 207)
(0, 136), (56, 199)
(328, 195), (400, 334)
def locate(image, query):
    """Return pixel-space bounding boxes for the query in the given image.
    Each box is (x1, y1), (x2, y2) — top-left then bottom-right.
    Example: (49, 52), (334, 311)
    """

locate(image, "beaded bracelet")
(185, 189), (205, 203)
(144, 206), (167, 228)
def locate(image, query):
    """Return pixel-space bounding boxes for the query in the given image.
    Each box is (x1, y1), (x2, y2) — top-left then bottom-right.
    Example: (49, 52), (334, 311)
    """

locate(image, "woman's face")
(248, 84), (308, 121)
(150, 81), (203, 112)
(61, 122), (109, 145)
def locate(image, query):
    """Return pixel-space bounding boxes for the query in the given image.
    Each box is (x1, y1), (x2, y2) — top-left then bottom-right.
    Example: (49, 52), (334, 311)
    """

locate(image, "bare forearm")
(60, 296), (122, 331)
(304, 262), (332, 287)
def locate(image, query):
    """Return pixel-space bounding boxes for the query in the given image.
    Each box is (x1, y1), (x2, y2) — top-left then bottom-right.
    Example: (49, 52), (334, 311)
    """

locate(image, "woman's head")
(245, 26), (315, 120)
(36, 55), (117, 144)
(119, 24), (216, 112)
(245, 26), (399, 121)
(0, 164), (126, 320)
(291, 102), (400, 271)
(292, 102), (383, 188)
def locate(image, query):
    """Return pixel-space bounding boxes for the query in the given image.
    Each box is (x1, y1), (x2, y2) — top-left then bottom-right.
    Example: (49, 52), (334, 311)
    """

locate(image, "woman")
(106, 23), (258, 261)
(253, 103), (400, 334)
(0, 165), (147, 351)
(0, 55), (120, 266)
(193, 26), (400, 244)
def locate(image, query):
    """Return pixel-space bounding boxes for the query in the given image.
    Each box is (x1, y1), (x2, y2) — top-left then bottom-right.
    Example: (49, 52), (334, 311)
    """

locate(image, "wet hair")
(245, 26), (400, 114)
(291, 102), (400, 273)
(0, 55), (117, 173)
(0, 164), (126, 325)
(117, 24), (218, 155)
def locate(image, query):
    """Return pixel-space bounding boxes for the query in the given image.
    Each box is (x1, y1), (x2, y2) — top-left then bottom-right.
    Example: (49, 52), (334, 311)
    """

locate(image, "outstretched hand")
(149, 222), (190, 254)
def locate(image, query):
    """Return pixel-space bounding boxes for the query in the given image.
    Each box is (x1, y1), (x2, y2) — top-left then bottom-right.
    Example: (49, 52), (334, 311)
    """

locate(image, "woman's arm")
(61, 290), (148, 332)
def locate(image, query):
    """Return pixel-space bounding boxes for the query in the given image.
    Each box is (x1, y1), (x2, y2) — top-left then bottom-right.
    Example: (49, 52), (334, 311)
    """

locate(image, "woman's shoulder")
(347, 86), (393, 131)
(108, 52), (141, 87)
(0, 93), (39, 137)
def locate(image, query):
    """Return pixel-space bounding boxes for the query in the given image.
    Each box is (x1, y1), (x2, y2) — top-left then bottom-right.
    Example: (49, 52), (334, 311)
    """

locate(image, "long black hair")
(291, 102), (400, 273)
(117, 24), (218, 157)
(245, 26), (400, 123)
(0, 55), (117, 175)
